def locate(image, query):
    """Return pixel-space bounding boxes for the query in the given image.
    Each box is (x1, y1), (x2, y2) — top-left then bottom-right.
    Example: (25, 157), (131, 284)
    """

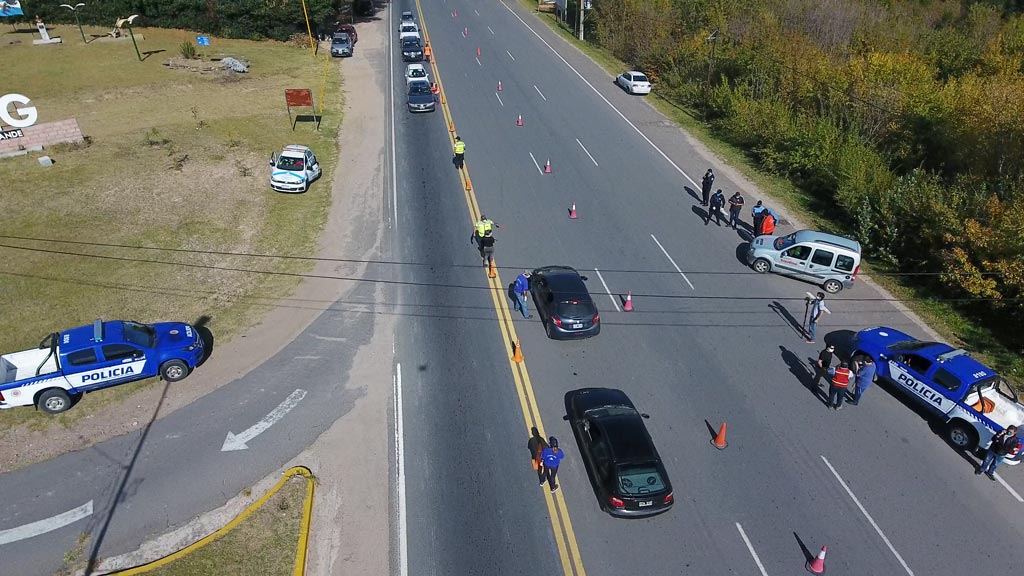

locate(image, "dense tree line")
(23, 0), (359, 41)
(591, 0), (1024, 351)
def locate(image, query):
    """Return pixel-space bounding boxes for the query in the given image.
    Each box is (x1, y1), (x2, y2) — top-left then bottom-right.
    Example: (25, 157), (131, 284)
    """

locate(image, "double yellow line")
(412, 2), (586, 575)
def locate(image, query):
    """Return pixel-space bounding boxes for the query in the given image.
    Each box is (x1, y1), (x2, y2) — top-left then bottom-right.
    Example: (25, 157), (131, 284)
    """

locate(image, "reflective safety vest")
(424, 45), (432, 57)
(474, 220), (486, 237)
(454, 140), (466, 155)
(831, 367), (852, 388)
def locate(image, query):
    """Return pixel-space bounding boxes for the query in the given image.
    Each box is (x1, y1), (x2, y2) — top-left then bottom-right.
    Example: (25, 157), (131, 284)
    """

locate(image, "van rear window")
(835, 254), (856, 272)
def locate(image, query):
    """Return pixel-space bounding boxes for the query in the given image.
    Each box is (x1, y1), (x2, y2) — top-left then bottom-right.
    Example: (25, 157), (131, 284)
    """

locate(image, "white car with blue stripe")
(0, 319), (204, 414)
(270, 145), (321, 193)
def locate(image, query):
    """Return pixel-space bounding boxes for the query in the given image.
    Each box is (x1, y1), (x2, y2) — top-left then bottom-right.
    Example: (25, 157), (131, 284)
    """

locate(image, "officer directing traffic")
(453, 136), (466, 170)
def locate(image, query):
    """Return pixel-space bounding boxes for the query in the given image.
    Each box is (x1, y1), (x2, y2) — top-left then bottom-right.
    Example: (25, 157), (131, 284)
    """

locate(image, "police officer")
(453, 136), (466, 170)
(751, 200), (766, 236)
(700, 168), (714, 206)
(478, 231), (496, 268)
(707, 189), (726, 226)
(424, 42), (432, 62)
(471, 214), (499, 246)
(827, 361), (852, 410)
(728, 191), (745, 230)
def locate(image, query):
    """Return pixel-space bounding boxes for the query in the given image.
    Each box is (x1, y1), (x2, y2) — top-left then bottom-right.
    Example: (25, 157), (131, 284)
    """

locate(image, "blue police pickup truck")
(852, 326), (1024, 464)
(0, 319), (204, 415)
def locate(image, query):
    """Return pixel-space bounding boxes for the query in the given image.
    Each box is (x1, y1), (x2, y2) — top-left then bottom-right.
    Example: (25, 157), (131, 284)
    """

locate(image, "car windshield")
(584, 405), (636, 419)
(409, 68), (426, 78)
(633, 74), (649, 82)
(401, 25), (417, 32)
(276, 156), (305, 171)
(617, 464), (666, 496)
(332, 35), (349, 44)
(773, 233), (797, 250)
(886, 340), (934, 352)
(409, 83), (431, 95)
(403, 40), (420, 50)
(122, 321), (156, 348)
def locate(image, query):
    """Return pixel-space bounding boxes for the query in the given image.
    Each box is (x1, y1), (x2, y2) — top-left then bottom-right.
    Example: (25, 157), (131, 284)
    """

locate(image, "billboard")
(0, 0), (24, 17)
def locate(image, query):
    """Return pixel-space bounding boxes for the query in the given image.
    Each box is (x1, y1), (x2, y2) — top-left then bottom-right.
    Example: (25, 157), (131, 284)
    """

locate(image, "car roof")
(574, 387), (635, 412)
(408, 79), (430, 88)
(281, 145), (310, 158)
(402, 11), (413, 17)
(402, 37), (420, 44)
(627, 70), (646, 76)
(61, 320), (125, 351)
(792, 229), (861, 252)
(406, 63), (425, 71)
(597, 415), (658, 463)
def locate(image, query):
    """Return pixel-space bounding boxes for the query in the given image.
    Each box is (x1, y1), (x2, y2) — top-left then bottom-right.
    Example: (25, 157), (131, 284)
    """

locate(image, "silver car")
(746, 230), (861, 293)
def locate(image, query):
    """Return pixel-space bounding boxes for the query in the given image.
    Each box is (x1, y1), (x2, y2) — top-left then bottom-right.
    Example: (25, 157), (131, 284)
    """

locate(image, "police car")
(0, 319), (204, 414)
(852, 327), (1024, 463)
(269, 145), (321, 193)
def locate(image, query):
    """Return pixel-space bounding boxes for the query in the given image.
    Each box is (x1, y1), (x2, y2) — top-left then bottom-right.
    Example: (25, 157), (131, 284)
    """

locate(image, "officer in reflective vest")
(453, 136), (466, 169)
(827, 361), (852, 410)
(424, 43), (432, 62)
(470, 214), (498, 246)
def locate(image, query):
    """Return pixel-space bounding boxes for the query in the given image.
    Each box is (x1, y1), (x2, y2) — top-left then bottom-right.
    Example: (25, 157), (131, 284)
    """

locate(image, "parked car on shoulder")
(616, 71), (651, 95)
(746, 230), (861, 293)
(338, 23), (357, 44)
(270, 145), (322, 193)
(331, 32), (353, 57)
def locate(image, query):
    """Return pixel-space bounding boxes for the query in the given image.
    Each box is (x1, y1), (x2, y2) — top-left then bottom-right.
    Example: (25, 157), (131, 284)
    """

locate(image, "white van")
(746, 230), (861, 293)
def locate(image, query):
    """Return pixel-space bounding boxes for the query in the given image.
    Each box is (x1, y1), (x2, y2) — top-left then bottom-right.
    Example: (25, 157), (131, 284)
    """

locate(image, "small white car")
(405, 63), (430, 84)
(401, 11), (415, 23)
(616, 71), (651, 95)
(270, 145), (321, 193)
(399, 22), (420, 42)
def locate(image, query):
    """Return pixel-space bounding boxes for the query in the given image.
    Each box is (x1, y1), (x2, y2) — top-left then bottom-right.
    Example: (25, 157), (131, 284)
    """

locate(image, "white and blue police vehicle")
(0, 319), (204, 414)
(269, 145), (321, 193)
(853, 326), (1024, 464)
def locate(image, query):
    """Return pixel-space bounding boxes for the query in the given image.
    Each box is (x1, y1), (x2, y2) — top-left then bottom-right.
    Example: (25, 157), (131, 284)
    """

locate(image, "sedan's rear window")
(617, 465), (665, 496)
(633, 74), (649, 82)
(557, 301), (593, 318)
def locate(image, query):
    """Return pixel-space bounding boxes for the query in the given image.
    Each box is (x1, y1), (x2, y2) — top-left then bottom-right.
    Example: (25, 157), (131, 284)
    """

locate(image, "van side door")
(775, 244), (812, 276)
(806, 248), (836, 281)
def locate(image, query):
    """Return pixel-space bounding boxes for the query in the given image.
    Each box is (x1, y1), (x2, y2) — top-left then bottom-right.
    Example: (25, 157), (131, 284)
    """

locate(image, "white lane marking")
(576, 138), (598, 166)
(593, 268), (620, 312)
(495, 92), (504, 107)
(488, 26), (495, 34)
(821, 456), (914, 576)
(736, 523), (769, 576)
(995, 472), (1024, 502)
(221, 389), (307, 451)
(528, 152), (543, 175)
(476, 57), (481, 66)
(499, 0), (700, 189)
(506, 50), (515, 61)
(389, 6), (398, 229)
(293, 355), (322, 360)
(0, 500), (93, 546)
(650, 234), (695, 290)
(310, 334), (346, 342)
(533, 84), (547, 101)
(474, 9), (479, 15)
(395, 363), (408, 576)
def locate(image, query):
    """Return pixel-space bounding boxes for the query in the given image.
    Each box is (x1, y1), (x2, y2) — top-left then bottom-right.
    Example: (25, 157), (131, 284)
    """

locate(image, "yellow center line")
(412, 2), (586, 575)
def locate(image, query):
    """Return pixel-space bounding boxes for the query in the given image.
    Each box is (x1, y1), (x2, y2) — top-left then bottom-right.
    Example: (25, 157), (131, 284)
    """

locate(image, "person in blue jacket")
(540, 436), (565, 493)
(513, 271), (532, 319)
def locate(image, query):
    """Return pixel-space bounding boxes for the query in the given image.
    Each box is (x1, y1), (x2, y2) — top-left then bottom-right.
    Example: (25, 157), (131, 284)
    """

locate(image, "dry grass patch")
(0, 26), (343, 431)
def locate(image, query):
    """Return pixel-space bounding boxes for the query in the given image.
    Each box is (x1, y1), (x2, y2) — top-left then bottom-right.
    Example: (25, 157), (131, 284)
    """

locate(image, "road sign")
(196, 35), (210, 46)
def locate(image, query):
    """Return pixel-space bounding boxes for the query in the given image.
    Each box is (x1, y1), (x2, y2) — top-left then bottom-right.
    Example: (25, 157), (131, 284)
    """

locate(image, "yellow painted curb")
(110, 466), (316, 575)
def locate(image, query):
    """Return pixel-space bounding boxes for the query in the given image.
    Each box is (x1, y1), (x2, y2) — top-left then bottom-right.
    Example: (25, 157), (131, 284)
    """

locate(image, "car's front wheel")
(752, 258), (771, 273)
(161, 359), (190, 382)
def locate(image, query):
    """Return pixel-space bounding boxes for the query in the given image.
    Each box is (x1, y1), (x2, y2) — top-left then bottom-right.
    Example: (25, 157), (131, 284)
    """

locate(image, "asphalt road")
(394, 1), (1024, 575)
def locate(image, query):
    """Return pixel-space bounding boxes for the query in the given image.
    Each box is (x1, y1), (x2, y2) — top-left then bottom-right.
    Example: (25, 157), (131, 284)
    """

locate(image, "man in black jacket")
(978, 425), (1019, 479)
(707, 189), (726, 226)
(700, 168), (714, 206)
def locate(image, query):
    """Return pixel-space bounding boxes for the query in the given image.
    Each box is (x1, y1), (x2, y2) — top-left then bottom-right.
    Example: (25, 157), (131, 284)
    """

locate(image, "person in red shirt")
(827, 361), (852, 410)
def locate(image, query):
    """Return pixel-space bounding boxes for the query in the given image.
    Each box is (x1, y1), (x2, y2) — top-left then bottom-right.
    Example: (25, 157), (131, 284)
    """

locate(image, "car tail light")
(552, 315), (562, 327)
(0, 391), (4, 402)
(663, 492), (674, 504)
(609, 496), (625, 508)
(852, 265), (860, 282)
(592, 312), (599, 324)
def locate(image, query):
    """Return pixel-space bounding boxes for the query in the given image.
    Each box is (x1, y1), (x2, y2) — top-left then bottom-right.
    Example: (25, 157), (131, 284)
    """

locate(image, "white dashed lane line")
(593, 268), (621, 312)
(576, 138), (598, 166)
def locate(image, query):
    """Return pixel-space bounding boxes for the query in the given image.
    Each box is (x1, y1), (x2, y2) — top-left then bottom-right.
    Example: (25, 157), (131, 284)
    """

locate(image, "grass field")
(521, 3), (1024, 379)
(126, 475), (306, 576)
(0, 25), (344, 430)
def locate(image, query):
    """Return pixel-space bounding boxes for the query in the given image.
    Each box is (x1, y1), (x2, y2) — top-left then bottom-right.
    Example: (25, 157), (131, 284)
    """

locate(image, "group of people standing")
(812, 344), (876, 410)
(528, 428), (564, 493)
(699, 169), (778, 235)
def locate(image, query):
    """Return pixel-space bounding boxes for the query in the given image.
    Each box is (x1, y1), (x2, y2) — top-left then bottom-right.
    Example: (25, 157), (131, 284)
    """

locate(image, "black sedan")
(529, 266), (600, 340)
(565, 388), (673, 517)
(402, 37), (423, 62)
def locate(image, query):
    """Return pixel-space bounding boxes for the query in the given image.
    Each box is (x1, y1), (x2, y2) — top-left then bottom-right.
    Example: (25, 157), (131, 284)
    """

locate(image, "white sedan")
(405, 63), (430, 84)
(616, 71), (651, 95)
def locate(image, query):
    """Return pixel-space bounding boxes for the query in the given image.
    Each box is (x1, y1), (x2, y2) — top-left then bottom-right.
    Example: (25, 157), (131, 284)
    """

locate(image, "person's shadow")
(780, 345), (827, 404)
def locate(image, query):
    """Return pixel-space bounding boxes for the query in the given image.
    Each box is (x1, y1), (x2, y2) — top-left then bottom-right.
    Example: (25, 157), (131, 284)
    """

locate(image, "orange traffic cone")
(512, 339), (524, 363)
(464, 27), (468, 36)
(477, 46), (481, 57)
(449, 120), (455, 133)
(516, 114), (523, 126)
(453, 8), (457, 16)
(488, 260), (496, 278)
(806, 545), (827, 574)
(711, 422), (728, 450)
(498, 81), (502, 91)
(623, 291), (633, 311)
(569, 203), (577, 219)
(441, 94), (447, 105)
(465, 177), (472, 191)
(544, 159), (552, 173)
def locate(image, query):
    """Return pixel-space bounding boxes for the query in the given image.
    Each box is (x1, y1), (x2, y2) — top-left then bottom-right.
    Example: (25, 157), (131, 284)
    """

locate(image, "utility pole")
(704, 28), (719, 118)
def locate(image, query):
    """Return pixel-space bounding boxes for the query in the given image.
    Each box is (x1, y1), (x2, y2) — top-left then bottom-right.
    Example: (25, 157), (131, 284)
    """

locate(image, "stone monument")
(33, 16), (62, 45)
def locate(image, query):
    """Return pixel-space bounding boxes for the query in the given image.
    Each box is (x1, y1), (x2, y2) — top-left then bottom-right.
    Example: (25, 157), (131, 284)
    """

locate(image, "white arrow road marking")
(222, 389), (307, 452)
(0, 500), (93, 546)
